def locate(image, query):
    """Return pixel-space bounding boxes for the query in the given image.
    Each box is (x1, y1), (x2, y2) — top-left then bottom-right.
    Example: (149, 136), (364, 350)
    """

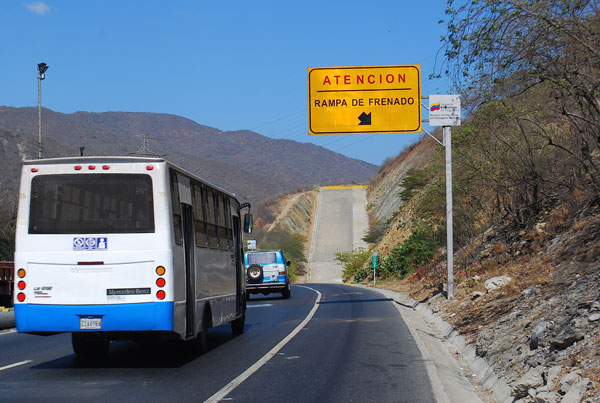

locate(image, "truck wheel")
(282, 283), (291, 299)
(247, 264), (263, 283)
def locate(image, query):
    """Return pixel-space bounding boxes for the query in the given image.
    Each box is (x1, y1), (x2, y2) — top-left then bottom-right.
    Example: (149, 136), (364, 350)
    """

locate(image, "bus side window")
(217, 194), (229, 251)
(205, 188), (218, 249)
(170, 171), (183, 245)
(192, 183), (208, 247)
(224, 197), (233, 250)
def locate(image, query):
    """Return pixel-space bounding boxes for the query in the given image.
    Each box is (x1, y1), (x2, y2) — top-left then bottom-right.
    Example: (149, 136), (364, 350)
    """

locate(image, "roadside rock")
(561, 378), (591, 403)
(529, 318), (549, 350)
(484, 276), (513, 292)
(471, 291), (485, 300)
(522, 287), (540, 297)
(512, 366), (545, 398)
(559, 371), (581, 394)
(549, 323), (584, 350)
(546, 365), (563, 389)
(533, 390), (561, 403)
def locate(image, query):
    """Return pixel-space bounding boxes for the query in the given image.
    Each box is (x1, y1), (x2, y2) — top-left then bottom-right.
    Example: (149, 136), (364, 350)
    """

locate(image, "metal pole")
(443, 126), (454, 299)
(38, 75), (42, 159)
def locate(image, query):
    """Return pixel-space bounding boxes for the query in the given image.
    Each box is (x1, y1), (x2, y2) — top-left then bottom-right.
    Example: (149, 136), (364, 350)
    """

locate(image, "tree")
(440, 0), (600, 193)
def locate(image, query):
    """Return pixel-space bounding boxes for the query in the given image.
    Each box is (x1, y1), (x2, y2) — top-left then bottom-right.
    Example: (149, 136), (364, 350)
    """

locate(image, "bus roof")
(23, 156), (239, 200)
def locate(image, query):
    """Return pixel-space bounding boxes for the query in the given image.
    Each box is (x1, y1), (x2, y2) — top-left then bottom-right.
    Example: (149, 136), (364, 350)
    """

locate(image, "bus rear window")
(29, 174), (155, 234)
(247, 252), (277, 265)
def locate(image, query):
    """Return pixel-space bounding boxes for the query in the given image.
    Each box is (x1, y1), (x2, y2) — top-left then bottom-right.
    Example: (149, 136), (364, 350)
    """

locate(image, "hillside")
(362, 137), (600, 401)
(0, 106), (377, 204)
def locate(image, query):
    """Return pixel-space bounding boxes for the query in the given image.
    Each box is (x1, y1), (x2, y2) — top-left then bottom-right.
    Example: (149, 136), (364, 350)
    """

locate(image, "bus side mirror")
(244, 213), (253, 234)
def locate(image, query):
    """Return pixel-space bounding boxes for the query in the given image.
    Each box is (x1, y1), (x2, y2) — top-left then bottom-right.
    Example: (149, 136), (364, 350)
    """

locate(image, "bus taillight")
(31, 168), (38, 173)
(146, 165), (154, 171)
(17, 281), (26, 290)
(88, 165), (96, 170)
(156, 278), (166, 287)
(17, 268), (26, 278)
(156, 266), (165, 275)
(156, 290), (166, 300)
(74, 166), (82, 171)
(102, 165), (110, 170)
(17, 293), (26, 302)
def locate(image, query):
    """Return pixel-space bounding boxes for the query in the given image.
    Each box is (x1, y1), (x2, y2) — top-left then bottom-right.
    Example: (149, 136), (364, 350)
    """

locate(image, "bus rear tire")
(72, 333), (110, 358)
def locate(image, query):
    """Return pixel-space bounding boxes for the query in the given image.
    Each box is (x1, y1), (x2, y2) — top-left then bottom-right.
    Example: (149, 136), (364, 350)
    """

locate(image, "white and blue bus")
(14, 157), (252, 357)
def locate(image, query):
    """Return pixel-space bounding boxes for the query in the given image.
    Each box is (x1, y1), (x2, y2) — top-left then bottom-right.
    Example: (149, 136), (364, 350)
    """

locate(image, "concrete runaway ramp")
(308, 186), (369, 283)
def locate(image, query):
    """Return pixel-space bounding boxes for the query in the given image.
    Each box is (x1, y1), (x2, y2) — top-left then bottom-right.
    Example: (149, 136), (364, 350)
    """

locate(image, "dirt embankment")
(266, 190), (317, 237)
(366, 137), (436, 258)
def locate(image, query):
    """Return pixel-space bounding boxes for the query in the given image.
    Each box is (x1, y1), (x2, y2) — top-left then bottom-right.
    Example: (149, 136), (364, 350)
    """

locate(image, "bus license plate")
(80, 317), (102, 329)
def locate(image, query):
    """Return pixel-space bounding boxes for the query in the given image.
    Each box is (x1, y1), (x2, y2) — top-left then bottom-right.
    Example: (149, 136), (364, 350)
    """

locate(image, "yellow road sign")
(308, 65), (422, 135)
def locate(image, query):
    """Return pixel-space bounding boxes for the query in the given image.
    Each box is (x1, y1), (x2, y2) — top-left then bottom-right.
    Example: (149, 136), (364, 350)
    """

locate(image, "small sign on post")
(372, 253), (378, 285)
(429, 95), (461, 127)
(247, 240), (257, 250)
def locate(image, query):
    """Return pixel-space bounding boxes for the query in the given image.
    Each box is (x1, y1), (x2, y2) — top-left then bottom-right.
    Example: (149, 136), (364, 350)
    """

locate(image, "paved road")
(309, 187), (369, 283)
(0, 185), (476, 402)
(0, 285), (434, 402)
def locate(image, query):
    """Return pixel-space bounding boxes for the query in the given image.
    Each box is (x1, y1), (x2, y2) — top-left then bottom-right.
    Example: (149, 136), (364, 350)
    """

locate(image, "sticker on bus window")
(73, 237), (108, 251)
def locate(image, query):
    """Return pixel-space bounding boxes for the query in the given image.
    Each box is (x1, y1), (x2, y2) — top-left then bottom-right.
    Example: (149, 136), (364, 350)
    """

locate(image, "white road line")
(246, 304), (273, 308)
(0, 360), (32, 372)
(204, 285), (321, 403)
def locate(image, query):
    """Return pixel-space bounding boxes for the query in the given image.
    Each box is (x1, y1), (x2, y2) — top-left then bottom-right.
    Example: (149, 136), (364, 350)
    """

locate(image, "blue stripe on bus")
(15, 302), (173, 332)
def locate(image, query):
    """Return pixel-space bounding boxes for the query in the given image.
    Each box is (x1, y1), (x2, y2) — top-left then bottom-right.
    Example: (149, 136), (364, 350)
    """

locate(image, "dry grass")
(548, 204), (572, 231)
(493, 242), (507, 255)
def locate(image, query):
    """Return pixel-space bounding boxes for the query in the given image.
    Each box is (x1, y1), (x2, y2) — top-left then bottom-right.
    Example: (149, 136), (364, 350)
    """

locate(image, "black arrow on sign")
(358, 112), (371, 125)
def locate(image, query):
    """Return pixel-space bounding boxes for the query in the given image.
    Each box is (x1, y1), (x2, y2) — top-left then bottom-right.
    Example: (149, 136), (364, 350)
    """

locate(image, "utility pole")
(37, 63), (49, 159)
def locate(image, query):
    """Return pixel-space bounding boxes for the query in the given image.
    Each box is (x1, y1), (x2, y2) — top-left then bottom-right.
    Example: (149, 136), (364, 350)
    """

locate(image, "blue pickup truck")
(244, 250), (291, 299)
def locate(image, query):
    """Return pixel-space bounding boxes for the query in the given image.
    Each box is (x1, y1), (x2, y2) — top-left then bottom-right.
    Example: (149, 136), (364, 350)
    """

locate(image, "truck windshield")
(248, 252), (277, 265)
(29, 174), (154, 234)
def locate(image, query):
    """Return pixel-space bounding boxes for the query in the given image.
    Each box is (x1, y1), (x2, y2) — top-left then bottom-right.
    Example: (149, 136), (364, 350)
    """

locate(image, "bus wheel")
(231, 314), (245, 336)
(282, 283), (291, 299)
(72, 333), (110, 358)
(197, 310), (210, 353)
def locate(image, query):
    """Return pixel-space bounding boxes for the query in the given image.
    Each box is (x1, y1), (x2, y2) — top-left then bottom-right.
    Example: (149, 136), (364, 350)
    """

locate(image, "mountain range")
(0, 106), (378, 204)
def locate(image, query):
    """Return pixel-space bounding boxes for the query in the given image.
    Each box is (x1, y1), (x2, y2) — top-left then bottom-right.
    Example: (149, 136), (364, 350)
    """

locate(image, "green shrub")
(334, 247), (372, 282)
(379, 222), (444, 279)
(362, 222), (387, 243)
(399, 168), (431, 202)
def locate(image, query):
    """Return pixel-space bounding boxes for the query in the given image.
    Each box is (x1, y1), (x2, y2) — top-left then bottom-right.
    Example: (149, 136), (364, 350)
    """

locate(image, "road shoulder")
(358, 285), (511, 403)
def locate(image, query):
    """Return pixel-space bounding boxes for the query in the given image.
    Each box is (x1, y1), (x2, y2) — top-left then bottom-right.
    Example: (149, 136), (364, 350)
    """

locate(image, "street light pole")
(37, 63), (48, 159)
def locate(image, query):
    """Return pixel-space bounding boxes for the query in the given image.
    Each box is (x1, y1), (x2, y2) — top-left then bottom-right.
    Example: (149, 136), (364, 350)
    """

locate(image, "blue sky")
(1, 1), (452, 166)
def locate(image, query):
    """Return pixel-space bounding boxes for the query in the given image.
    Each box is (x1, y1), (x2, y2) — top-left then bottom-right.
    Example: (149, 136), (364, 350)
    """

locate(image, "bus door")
(233, 215), (242, 314)
(181, 204), (195, 338)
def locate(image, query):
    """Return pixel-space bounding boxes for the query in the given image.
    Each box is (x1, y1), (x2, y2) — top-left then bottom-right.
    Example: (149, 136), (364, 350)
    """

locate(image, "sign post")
(371, 253), (378, 285)
(429, 95), (461, 299)
(305, 66), (461, 300)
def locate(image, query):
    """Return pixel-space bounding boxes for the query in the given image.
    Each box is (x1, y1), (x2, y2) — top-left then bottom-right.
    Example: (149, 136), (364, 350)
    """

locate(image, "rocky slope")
(364, 137), (600, 402)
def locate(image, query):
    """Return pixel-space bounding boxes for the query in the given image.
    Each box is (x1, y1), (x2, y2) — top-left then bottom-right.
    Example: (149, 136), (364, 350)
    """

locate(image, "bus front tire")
(231, 314), (245, 335)
(72, 333), (110, 358)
